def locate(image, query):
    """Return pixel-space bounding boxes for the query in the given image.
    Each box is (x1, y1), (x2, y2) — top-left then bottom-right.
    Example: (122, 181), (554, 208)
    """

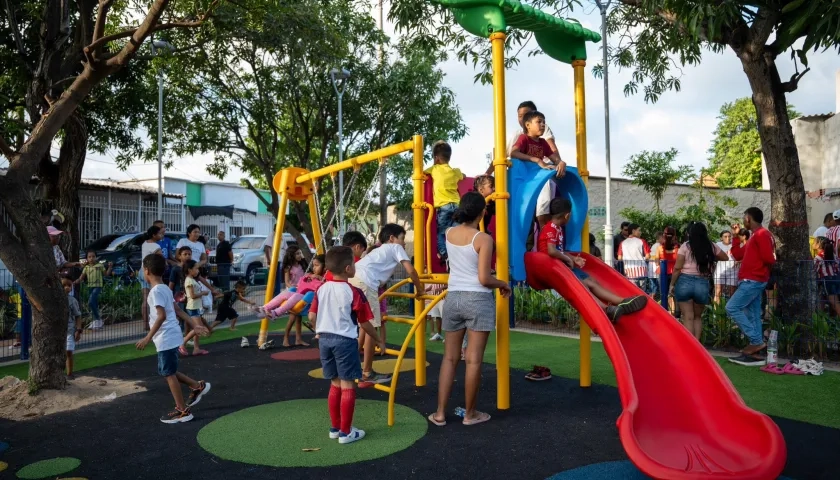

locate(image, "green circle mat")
(15, 457), (80, 479)
(197, 399), (427, 467)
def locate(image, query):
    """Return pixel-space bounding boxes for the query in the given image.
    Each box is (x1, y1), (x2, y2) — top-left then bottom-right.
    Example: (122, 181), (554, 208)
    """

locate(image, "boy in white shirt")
(309, 246), (384, 444)
(136, 254), (211, 424)
(349, 224), (423, 385)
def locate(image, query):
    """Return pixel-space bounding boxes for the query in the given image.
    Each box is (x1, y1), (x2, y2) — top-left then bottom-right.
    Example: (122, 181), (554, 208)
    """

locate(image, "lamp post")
(594, 0), (614, 265)
(330, 67), (351, 236)
(152, 39), (174, 220)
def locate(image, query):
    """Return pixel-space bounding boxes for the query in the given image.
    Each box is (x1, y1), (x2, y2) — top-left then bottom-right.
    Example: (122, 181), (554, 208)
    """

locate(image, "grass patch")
(386, 323), (840, 430)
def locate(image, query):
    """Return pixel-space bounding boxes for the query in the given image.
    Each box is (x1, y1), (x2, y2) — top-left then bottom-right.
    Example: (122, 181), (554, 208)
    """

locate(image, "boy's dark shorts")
(319, 333), (362, 381)
(157, 347), (179, 377)
(215, 306), (238, 324)
(572, 268), (590, 280)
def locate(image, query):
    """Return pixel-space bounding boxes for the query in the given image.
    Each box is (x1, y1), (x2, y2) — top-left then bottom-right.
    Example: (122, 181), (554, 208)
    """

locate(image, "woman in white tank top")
(429, 192), (511, 428)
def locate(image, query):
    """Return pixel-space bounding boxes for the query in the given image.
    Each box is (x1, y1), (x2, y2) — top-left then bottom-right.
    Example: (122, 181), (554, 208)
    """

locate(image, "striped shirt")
(814, 252), (838, 279)
(618, 237), (650, 279)
(826, 226), (840, 248)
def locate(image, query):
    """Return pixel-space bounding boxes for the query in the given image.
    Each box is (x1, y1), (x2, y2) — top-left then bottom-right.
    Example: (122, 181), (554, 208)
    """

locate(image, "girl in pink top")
(668, 222), (729, 340)
(258, 251), (324, 320)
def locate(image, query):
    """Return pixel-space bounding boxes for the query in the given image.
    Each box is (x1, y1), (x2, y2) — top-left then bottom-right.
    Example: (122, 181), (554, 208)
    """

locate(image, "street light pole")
(152, 39), (174, 220)
(330, 68), (351, 237)
(595, 0), (614, 265)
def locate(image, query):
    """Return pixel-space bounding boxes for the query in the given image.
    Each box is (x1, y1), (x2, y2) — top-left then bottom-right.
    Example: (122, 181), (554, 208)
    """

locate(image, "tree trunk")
(0, 182), (69, 390)
(739, 53), (815, 321)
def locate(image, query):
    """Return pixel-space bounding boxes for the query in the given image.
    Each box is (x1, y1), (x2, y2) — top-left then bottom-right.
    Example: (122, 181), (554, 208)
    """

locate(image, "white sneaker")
(240, 337), (250, 348)
(187, 340), (194, 347)
(259, 339), (275, 350)
(430, 333), (442, 341)
(338, 427), (366, 444)
(329, 428), (340, 439)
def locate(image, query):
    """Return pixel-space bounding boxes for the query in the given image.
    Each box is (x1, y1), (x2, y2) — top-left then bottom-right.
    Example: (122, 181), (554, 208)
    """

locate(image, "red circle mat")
(270, 348), (321, 361)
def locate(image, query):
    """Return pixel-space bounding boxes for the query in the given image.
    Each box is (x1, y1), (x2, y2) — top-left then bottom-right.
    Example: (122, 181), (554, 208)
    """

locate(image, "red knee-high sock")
(340, 388), (356, 434)
(328, 385), (341, 430)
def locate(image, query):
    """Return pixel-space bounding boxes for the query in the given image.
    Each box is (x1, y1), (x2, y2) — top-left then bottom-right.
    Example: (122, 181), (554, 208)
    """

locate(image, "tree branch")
(781, 67), (810, 93)
(3, 0), (31, 72)
(243, 178), (273, 211)
(0, 134), (17, 160)
(746, 7), (778, 54)
(92, 0), (116, 43)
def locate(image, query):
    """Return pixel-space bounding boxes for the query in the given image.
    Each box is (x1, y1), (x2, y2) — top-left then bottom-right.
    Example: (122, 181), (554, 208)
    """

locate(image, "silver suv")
(209, 233), (315, 285)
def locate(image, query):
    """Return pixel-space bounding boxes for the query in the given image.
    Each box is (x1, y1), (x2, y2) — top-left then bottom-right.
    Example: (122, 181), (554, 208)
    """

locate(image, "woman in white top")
(141, 225), (165, 330)
(176, 224), (207, 267)
(429, 192), (511, 428)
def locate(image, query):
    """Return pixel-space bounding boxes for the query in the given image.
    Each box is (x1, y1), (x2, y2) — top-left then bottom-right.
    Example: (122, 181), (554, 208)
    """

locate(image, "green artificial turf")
(387, 323), (840, 430)
(0, 321), (267, 381)
(14, 457), (80, 479)
(197, 399), (427, 467)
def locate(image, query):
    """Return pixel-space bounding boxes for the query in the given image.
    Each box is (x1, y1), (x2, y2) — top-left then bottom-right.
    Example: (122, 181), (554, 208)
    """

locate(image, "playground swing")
(261, 136), (451, 426)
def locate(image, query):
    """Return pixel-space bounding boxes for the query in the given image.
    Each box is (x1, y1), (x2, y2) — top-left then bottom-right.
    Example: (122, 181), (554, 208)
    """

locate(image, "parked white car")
(209, 233), (315, 285)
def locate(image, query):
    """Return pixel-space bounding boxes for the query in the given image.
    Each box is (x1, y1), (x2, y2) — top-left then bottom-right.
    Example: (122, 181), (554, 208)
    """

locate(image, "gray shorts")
(443, 290), (496, 332)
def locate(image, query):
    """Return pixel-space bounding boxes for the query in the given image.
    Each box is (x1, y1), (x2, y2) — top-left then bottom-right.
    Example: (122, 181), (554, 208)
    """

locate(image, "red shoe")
(525, 365), (552, 381)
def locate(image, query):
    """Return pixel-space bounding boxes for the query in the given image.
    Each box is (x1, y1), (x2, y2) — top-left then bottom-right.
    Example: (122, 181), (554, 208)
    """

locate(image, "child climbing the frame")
(62, 277), (82, 379)
(351, 224), (423, 385)
(424, 141), (465, 267)
(540, 198), (647, 323)
(309, 246), (384, 444)
(210, 280), (255, 332)
(136, 254), (211, 424)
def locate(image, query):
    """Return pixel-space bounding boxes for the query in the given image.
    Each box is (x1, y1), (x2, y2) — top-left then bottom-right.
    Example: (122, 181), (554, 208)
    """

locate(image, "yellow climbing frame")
(259, 135), (448, 426)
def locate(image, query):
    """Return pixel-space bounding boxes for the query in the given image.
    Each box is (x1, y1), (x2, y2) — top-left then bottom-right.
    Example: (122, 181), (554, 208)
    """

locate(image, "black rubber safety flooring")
(0, 336), (836, 480)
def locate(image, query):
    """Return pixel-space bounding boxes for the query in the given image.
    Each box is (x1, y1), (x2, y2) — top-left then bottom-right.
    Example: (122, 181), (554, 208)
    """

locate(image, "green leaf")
(782, 0), (808, 14)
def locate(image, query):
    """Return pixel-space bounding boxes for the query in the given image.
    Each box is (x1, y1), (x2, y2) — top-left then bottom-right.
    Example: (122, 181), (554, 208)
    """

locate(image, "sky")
(76, 1), (840, 184)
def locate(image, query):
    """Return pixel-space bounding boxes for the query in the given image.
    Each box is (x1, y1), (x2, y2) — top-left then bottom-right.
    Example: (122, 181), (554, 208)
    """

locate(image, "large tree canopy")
(708, 97), (798, 188)
(0, 0), (218, 390)
(153, 0), (465, 244)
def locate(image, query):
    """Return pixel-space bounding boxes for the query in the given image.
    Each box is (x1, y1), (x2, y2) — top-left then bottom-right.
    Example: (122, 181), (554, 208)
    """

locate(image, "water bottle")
(454, 407), (466, 418)
(767, 330), (778, 365)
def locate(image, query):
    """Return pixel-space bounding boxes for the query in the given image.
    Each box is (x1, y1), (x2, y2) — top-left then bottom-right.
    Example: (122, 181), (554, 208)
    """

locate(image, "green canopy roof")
(431, 0), (601, 64)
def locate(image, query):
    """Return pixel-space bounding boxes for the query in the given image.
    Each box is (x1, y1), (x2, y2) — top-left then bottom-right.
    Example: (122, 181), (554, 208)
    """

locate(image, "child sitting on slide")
(257, 253), (326, 319)
(539, 198), (647, 324)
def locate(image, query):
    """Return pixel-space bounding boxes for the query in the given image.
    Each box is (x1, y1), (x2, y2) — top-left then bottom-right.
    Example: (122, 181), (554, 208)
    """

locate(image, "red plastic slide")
(524, 251), (787, 480)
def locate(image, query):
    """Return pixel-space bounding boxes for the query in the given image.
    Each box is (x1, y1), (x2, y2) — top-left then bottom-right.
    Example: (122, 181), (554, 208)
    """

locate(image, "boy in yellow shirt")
(424, 141), (464, 266)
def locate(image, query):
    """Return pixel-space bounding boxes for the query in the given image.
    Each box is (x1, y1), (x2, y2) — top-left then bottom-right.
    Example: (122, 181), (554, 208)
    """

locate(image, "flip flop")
(782, 363), (805, 375)
(462, 411), (491, 426)
(193, 349), (209, 356)
(427, 413), (446, 426)
(760, 363), (784, 375)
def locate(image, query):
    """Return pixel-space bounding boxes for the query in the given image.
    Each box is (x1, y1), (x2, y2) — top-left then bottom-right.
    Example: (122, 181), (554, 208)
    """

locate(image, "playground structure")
(260, 0), (786, 478)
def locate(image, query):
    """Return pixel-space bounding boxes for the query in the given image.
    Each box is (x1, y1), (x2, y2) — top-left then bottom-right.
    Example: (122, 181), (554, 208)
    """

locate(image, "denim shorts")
(319, 333), (362, 381)
(820, 276), (840, 296)
(157, 347), (179, 376)
(674, 274), (711, 305)
(186, 308), (203, 317)
(572, 268), (590, 280)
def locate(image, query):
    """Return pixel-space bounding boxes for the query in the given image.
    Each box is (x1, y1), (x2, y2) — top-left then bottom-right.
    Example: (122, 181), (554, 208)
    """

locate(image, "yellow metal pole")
(259, 170), (291, 347)
(297, 139), (415, 184)
(411, 134), (427, 387)
(490, 31), (510, 410)
(573, 59), (592, 388)
(307, 191), (324, 255)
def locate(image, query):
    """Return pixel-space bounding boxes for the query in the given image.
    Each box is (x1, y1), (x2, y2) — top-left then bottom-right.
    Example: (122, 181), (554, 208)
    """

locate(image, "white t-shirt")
(176, 238), (206, 263)
(648, 242), (661, 278)
(142, 241), (162, 260)
(813, 226), (829, 238)
(618, 237), (650, 278)
(147, 284), (183, 352)
(354, 243), (411, 289)
(310, 281), (374, 339)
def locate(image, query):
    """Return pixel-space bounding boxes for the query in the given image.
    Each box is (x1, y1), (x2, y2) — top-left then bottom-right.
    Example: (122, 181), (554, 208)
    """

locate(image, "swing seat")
(281, 287), (316, 316)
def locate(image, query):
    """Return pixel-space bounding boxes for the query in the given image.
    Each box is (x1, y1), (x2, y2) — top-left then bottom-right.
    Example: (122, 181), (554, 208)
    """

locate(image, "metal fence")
(0, 266), (270, 364)
(79, 195), (186, 249)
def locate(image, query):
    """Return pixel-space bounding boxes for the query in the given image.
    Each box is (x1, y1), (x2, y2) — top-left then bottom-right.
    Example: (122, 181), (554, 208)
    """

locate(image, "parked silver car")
(209, 233), (315, 285)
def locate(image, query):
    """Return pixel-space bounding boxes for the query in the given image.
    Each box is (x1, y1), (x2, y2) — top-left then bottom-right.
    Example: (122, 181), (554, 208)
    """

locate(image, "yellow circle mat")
(308, 358), (430, 379)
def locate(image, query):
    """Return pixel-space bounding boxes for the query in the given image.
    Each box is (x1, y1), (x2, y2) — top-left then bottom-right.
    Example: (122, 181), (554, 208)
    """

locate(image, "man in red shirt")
(725, 207), (776, 366)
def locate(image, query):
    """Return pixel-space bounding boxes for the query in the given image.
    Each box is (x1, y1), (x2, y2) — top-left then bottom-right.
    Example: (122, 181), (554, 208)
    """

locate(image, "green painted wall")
(257, 190), (271, 213)
(186, 182), (203, 206)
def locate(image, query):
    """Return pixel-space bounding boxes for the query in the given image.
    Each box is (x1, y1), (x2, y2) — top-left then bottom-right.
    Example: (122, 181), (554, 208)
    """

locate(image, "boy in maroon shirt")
(726, 207), (776, 366)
